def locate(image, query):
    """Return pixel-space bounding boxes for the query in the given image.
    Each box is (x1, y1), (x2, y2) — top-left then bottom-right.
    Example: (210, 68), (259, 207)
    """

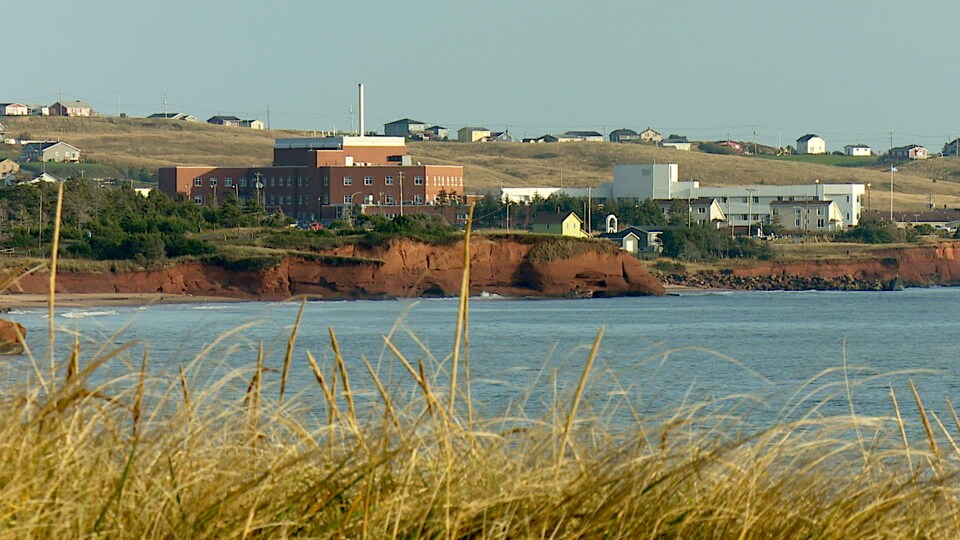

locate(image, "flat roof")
(274, 136), (405, 150)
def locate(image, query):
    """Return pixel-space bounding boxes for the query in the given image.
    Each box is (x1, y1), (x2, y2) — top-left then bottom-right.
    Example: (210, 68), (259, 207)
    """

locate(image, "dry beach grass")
(2, 201), (960, 537)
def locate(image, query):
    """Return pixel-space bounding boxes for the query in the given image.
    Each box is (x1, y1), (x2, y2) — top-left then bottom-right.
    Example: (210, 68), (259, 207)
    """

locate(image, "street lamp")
(345, 190), (362, 227)
(866, 183), (872, 211)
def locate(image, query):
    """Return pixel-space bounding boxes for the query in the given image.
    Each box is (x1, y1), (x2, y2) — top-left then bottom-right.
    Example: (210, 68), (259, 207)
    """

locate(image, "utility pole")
(889, 129), (894, 221)
(163, 95), (167, 117)
(266, 102), (271, 130)
(117, 90), (121, 117)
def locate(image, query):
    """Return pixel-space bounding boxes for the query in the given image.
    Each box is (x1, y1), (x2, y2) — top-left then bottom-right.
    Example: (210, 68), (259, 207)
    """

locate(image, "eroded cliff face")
(7, 237), (666, 300)
(661, 242), (960, 290)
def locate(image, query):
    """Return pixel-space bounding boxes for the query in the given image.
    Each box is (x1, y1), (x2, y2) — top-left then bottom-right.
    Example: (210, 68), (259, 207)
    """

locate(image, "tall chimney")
(358, 83), (365, 137)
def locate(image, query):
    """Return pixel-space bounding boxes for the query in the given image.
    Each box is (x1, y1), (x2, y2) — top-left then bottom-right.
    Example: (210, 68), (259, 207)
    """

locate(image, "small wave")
(60, 310), (119, 319)
(4, 309), (33, 316)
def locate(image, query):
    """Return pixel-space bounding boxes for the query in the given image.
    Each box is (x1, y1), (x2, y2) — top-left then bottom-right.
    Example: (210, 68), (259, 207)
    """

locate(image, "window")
(773, 208), (780, 215)
(414, 195), (423, 204)
(817, 207), (824, 215)
(364, 176), (373, 186)
(193, 195), (203, 205)
(720, 197), (727, 203)
(817, 218), (825, 227)
(795, 208), (803, 215)
(697, 207), (706, 214)
(286, 195), (292, 205)
(343, 176), (352, 185)
(414, 176), (423, 185)
(209, 178), (217, 187)
(297, 196), (302, 205)
(344, 194), (353, 204)
(269, 196), (275, 205)
(795, 218), (801, 227)
(287, 177), (292, 187)
(194, 178), (202, 187)
(323, 176), (329, 186)
(270, 177), (275, 187)
(240, 177), (247, 187)
(297, 176), (302, 186)
(224, 177), (233, 187)
(741, 197), (748, 203)
(385, 176), (394, 185)
(753, 196), (759, 203)
(323, 196), (328, 205)
(385, 195), (395, 204)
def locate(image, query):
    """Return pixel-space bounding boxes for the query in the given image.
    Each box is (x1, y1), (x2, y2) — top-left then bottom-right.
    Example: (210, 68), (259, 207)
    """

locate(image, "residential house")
(0, 158), (20, 176)
(240, 119), (265, 130)
(557, 130), (604, 142)
(29, 105), (49, 116)
(943, 138), (960, 157)
(424, 125), (449, 140)
(19, 141), (82, 163)
(384, 118), (428, 138)
(888, 144), (928, 161)
(862, 209), (960, 230)
(20, 172), (61, 185)
(207, 115), (242, 127)
(655, 198), (727, 229)
(638, 128), (662, 143)
(148, 112), (198, 122)
(458, 126), (491, 142)
(531, 211), (586, 237)
(0, 103), (28, 116)
(522, 134), (559, 143)
(659, 136), (691, 151)
(770, 200), (844, 232)
(598, 225), (663, 253)
(717, 140), (744, 154)
(487, 131), (514, 142)
(609, 128), (639, 143)
(50, 100), (94, 117)
(844, 144), (872, 157)
(796, 134), (826, 155)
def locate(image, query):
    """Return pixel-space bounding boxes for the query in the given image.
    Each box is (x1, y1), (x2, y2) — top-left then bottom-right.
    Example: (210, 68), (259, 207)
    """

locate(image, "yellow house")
(531, 211), (587, 237)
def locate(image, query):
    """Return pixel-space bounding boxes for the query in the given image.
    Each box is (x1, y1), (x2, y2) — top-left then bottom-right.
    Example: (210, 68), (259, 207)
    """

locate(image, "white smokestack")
(358, 83), (365, 137)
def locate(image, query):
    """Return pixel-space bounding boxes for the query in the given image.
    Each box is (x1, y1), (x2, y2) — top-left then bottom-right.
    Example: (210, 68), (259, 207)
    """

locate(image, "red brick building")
(159, 136), (466, 223)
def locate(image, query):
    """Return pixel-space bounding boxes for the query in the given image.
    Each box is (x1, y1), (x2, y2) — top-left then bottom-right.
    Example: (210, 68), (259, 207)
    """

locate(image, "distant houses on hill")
(19, 141), (82, 163)
(148, 112), (197, 122)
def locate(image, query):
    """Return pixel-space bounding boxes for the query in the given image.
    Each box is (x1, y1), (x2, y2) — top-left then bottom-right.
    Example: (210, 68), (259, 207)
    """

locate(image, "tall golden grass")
(2, 198), (960, 537)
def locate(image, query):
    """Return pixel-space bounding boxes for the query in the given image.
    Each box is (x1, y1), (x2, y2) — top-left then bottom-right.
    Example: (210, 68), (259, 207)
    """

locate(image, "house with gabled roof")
(557, 130), (604, 142)
(50, 100), (94, 117)
(19, 141), (81, 163)
(384, 118), (428, 138)
(487, 130), (514, 142)
(148, 112), (197, 122)
(888, 144), (928, 161)
(609, 128), (639, 143)
(638, 127), (662, 143)
(424, 125), (449, 140)
(207, 115), (241, 127)
(531, 211), (587, 237)
(844, 144), (872, 157)
(0, 103), (28, 116)
(458, 126), (491, 142)
(599, 225), (664, 253)
(797, 133), (826, 155)
(0, 158), (18, 176)
(240, 119), (265, 130)
(655, 198), (727, 229)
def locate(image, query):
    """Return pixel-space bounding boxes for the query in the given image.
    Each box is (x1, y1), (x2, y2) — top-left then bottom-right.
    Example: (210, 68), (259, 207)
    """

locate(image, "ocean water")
(5, 289), (960, 429)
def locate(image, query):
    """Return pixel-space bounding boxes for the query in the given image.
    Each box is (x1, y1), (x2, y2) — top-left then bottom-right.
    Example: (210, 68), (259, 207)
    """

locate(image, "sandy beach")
(0, 293), (247, 309)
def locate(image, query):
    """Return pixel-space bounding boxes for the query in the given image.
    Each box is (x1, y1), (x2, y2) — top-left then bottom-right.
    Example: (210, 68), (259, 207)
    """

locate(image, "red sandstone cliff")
(662, 242), (960, 290)
(6, 237), (666, 300)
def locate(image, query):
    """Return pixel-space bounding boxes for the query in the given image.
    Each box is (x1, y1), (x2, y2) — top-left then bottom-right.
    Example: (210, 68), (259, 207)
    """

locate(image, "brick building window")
(414, 195), (423, 204)
(194, 178), (202, 187)
(193, 195), (203, 205)
(344, 194), (353, 204)
(414, 176), (423, 185)
(297, 176), (302, 186)
(224, 177), (233, 187)
(240, 177), (247, 187)
(364, 176), (373, 186)
(344, 176), (352, 185)
(287, 177), (292, 187)
(209, 178), (217, 187)
(286, 195), (292, 205)
(385, 195), (394, 204)
(385, 176), (394, 185)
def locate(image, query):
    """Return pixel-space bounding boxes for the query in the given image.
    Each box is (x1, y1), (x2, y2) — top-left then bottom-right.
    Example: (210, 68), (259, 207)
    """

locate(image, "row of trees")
(0, 181), (275, 262)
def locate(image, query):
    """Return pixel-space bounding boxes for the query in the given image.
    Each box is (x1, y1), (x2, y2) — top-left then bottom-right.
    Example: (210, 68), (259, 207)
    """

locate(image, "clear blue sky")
(7, 1), (960, 151)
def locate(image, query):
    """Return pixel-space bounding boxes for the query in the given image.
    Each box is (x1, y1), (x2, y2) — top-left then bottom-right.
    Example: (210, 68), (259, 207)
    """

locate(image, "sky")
(7, 1), (960, 151)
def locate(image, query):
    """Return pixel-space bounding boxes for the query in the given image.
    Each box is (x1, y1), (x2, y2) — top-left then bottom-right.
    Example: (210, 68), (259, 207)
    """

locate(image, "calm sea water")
(5, 289), (960, 428)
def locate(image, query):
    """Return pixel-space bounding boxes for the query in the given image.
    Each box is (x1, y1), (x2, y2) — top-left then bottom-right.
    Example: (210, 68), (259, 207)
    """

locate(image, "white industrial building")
(500, 163), (865, 231)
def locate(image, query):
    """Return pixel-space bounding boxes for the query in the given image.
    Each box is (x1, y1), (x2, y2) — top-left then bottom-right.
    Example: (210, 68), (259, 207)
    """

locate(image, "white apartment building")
(500, 163), (865, 230)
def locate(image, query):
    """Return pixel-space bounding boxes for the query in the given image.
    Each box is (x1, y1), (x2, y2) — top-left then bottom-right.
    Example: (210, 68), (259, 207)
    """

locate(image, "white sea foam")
(60, 310), (119, 319)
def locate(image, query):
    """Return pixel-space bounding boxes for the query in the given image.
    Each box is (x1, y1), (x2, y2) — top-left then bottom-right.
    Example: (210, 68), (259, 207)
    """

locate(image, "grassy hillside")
(4, 116), (960, 211)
